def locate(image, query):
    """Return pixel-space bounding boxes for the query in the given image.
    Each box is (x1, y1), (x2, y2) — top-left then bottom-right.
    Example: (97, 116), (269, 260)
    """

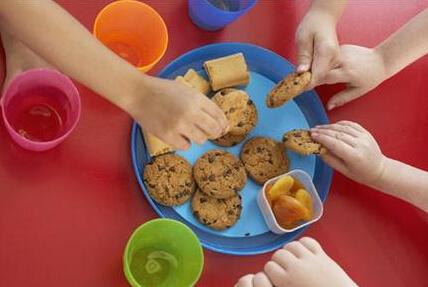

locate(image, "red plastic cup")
(1, 68), (81, 151)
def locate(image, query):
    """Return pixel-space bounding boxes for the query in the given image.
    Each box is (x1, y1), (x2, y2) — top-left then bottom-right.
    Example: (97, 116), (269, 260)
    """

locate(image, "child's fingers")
(163, 133), (190, 151)
(322, 68), (348, 85)
(313, 123), (360, 137)
(184, 126), (207, 145)
(252, 272), (273, 287)
(310, 131), (355, 160)
(327, 87), (364, 110)
(201, 98), (228, 131)
(311, 128), (356, 147)
(196, 112), (223, 139)
(336, 120), (367, 133)
(282, 241), (312, 258)
(310, 41), (339, 88)
(271, 249), (299, 272)
(299, 237), (323, 254)
(264, 261), (288, 287)
(295, 32), (313, 72)
(235, 274), (255, 287)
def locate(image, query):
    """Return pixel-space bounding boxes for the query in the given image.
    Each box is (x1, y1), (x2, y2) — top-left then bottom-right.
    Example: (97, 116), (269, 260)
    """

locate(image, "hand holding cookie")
(323, 45), (388, 110)
(295, 3), (342, 89)
(311, 121), (387, 186)
(129, 75), (228, 150)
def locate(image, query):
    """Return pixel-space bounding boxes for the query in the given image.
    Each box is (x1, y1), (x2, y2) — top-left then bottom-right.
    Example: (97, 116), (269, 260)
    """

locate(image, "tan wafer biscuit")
(282, 129), (327, 155)
(266, 71), (311, 108)
(204, 53), (250, 91)
(183, 69), (212, 95)
(143, 132), (173, 157)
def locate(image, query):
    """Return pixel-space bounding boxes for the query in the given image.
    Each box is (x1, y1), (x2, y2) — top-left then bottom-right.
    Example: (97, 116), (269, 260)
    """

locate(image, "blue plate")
(131, 43), (332, 255)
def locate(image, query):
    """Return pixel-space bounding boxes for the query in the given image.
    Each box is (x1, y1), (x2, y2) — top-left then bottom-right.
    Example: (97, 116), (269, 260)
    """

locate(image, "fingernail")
(297, 64), (309, 72)
(327, 103), (335, 110)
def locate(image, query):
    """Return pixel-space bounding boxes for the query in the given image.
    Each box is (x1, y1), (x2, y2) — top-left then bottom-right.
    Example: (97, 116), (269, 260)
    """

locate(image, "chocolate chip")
(227, 210), (234, 215)
(200, 197), (207, 203)
(169, 167), (176, 172)
(268, 159), (274, 164)
(247, 99), (253, 105)
(237, 122), (244, 127)
(208, 175), (215, 181)
(294, 81), (299, 85)
(256, 147), (263, 153)
(208, 155), (215, 163)
(233, 186), (240, 192)
(229, 107), (236, 113)
(185, 181), (192, 187)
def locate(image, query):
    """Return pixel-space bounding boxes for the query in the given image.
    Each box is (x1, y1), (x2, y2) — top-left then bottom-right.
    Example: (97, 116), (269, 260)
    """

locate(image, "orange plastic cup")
(93, 0), (168, 72)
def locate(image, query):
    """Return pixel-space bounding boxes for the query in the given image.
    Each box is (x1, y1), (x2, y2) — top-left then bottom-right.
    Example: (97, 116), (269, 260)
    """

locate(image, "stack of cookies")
(192, 150), (246, 230)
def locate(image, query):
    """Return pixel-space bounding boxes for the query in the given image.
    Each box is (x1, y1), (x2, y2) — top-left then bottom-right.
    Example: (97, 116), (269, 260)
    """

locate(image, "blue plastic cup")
(188, 0), (257, 31)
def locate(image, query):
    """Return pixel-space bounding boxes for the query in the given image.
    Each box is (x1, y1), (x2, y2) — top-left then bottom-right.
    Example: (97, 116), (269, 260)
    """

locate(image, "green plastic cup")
(123, 219), (204, 287)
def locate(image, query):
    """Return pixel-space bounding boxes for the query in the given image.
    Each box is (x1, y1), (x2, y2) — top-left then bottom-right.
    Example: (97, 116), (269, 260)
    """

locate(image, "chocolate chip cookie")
(283, 129), (327, 155)
(193, 150), (247, 199)
(192, 189), (242, 230)
(240, 137), (290, 185)
(143, 154), (195, 206)
(211, 88), (257, 147)
(266, 71), (311, 108)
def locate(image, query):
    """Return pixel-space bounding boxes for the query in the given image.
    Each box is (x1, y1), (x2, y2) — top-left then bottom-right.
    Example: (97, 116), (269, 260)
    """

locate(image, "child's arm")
(295, 0), (346, 89)
(311, 121), (428, 212)
(325, 7), (428, 109)
(0, 0), (227, 149)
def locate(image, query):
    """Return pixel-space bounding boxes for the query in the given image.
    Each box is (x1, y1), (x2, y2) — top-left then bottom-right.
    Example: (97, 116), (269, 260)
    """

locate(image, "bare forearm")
(0, 0), (147, 111)
(309, 0), (347, 22)
(372, 157), (428, 212)
(376, 7), (428, 78)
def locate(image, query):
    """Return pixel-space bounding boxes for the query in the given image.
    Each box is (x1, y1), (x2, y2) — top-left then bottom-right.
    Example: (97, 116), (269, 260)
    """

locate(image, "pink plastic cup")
(1, 68), (81, 151)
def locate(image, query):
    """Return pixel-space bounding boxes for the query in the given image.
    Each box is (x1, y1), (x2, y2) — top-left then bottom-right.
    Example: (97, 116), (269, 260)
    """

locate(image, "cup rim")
(260, 169), (324, 234)
(0, 68), (81, 148)
(93, 0), (169, 72)
(201, 0), (258, 14)
(123, 218), (204, 287)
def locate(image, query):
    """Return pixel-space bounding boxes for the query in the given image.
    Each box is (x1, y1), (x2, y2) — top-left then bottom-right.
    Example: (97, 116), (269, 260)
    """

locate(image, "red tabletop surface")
(1, 1), (427, 286)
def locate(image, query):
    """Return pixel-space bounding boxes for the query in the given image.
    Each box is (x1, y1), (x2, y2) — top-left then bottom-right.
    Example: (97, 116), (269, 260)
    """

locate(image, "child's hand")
(235, 237), (357, 287)
(323, 45), (388, 110)
(311, 121), (387, 187)
(234, 272), (272, 287)
(127, 76), (228, 150)
(295, 9), (340, 89)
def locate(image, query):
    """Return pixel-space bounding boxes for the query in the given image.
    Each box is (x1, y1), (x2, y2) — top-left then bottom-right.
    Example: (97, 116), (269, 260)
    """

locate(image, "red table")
(1, 1), (427, 286)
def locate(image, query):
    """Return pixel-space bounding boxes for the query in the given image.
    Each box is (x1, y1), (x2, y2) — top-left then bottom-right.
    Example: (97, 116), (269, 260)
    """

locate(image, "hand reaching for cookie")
(295, 0), (345, 89)
(323, 45), (388, 110)
(310, 121), (387, 187)
(128, 76), (228, 150)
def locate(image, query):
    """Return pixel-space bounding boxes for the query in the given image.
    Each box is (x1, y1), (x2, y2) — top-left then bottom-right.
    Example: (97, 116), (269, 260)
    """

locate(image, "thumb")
(327, 87), (364, 110)
(322, 68), (348, 85)
(296, 34), (314, 72)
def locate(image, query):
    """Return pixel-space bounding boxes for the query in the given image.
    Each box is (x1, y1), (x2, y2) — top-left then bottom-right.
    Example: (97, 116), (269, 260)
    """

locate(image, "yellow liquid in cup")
(130, 248), (179, 287)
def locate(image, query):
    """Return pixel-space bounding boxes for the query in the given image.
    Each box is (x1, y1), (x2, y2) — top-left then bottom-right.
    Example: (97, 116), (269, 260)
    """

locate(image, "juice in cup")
(6, 86), (69, 142)
(1, 68), (80, 151)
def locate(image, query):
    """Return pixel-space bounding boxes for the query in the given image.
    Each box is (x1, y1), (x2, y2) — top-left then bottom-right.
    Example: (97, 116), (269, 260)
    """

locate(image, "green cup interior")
(124, 219), (204, 287)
